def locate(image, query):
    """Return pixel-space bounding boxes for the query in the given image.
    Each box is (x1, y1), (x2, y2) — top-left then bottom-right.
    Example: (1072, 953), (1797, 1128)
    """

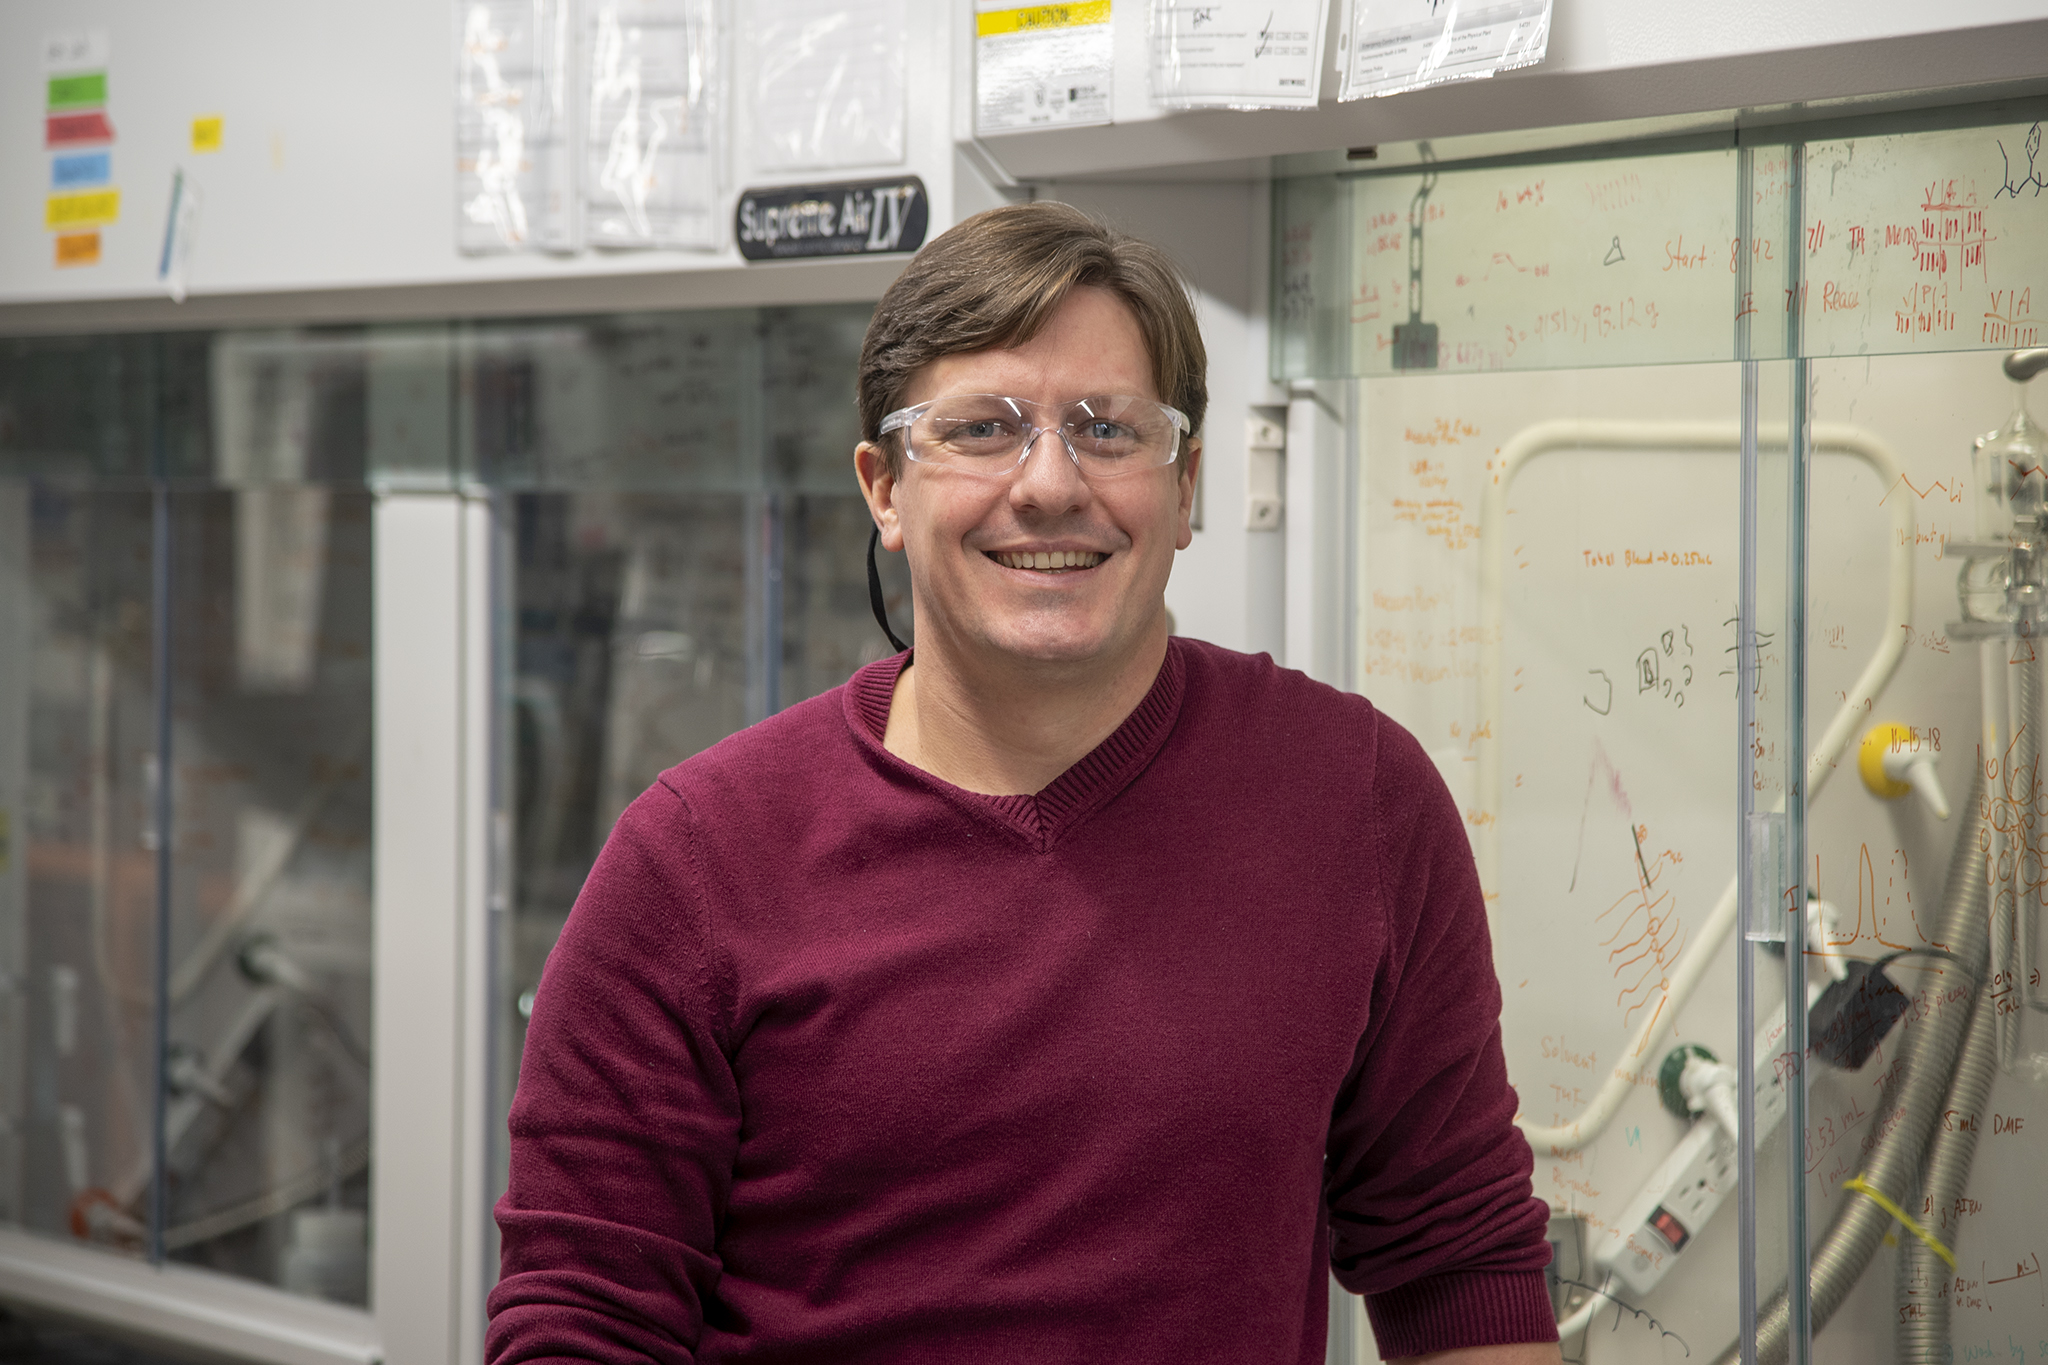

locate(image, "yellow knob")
(1858, 723), (1915, 800)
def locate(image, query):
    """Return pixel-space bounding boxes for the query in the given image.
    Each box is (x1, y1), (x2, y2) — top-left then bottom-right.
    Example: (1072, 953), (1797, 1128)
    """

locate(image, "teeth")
(993, 550), (1104, 571)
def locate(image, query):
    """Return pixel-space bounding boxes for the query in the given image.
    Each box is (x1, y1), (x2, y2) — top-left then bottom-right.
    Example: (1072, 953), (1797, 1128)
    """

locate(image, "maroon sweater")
(489, 639), (1553, 1364)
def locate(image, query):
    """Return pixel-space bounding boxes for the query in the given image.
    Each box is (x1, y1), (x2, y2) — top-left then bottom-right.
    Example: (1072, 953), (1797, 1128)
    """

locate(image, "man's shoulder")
(1169, 637), (1438, 796)
(1173, 636), (1377, 736)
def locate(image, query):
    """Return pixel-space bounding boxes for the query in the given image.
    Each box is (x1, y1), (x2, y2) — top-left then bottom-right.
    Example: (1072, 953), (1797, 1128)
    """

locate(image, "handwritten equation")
(1789, 123), (2046, 356)
(1307, 121), (2048, 379)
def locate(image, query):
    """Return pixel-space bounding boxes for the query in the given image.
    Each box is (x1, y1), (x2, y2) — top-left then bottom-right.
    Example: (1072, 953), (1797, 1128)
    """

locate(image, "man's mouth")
(988, 549), (1107, 572)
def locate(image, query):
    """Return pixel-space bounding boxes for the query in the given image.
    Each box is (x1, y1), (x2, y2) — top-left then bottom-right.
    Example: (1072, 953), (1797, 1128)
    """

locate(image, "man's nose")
(1011, 426), (1089, 508)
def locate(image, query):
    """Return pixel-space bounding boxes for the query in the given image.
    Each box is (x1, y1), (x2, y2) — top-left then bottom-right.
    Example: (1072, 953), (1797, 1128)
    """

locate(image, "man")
(489, 202), (1560, 1364)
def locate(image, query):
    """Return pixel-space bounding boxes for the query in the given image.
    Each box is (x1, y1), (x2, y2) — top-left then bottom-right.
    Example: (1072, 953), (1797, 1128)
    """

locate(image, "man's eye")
(933, 417), (1016, 442)
(1073, 421), (1141, 447)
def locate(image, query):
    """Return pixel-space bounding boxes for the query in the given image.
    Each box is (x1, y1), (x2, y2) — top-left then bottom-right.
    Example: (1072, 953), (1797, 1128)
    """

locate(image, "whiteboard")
(1353, 347), (2047, 1362)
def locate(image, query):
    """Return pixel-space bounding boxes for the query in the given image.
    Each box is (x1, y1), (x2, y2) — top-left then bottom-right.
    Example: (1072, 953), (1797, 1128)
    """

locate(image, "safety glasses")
(878, 394), (1190, 478)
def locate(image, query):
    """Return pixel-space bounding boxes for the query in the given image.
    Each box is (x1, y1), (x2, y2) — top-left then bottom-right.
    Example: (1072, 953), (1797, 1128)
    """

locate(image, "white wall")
(0, 0), (976, 314)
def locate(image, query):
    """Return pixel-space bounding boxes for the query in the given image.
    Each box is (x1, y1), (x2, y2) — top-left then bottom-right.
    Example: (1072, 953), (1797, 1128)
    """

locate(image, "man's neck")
(881, 626), (1170, 796)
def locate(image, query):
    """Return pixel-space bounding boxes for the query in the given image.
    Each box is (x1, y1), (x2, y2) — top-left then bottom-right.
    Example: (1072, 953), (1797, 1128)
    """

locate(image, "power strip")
(1592, 997), (1800, 1297)
(1594, 1114), (1736, 1294)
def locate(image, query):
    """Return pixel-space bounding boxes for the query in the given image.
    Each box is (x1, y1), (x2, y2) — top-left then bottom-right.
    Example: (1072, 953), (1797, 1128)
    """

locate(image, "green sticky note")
(47, 72), (107, 109)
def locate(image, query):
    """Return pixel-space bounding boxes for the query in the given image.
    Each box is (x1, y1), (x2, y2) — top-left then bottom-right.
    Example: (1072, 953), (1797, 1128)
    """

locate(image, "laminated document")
(1337, 0), (1548, 101)
(749, 0), (908, 171)
(586, 0), (726, 250)
(1151, 0), (1328, 109)
(975, 0), (1113, 135)
(456, 0), (575, 253)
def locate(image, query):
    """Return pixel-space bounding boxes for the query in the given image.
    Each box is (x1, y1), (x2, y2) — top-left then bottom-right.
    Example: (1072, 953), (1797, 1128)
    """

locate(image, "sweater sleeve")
(1324, 714), (1557, 1359)
(487, 783), (738, 1365)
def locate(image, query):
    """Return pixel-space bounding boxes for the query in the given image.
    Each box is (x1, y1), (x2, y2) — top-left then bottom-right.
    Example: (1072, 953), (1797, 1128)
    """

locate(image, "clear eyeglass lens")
(909, 396), (1177, 470)
(918, 397), (1030, 461)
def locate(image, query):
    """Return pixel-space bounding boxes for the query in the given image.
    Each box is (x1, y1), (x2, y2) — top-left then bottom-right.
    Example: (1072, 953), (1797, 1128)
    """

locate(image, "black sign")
(736, 177), (928, 262)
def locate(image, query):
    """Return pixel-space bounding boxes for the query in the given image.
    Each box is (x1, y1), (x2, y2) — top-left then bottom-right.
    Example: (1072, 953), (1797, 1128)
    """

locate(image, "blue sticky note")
(52, 150), (111, 188)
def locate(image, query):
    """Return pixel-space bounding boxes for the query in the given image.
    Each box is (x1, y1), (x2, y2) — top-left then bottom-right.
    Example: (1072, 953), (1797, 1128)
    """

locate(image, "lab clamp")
(1947, 345), (2048, 1068)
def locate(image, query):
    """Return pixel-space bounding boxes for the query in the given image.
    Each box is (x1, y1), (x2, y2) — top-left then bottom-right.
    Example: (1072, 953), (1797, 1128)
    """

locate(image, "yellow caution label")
(54, 231), (101, 267)
(977, 1), (1110, 36)
(46, 189), (120, 228)
(192, 115), (224, 152)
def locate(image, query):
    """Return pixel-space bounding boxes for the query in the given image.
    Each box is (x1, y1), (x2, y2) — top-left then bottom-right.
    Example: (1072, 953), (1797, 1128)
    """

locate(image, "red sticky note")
(46, 111), (115, 146)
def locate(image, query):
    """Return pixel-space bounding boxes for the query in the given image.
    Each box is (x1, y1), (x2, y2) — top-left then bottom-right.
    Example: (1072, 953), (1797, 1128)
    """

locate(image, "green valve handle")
(1658, 1043), (1718, 1120)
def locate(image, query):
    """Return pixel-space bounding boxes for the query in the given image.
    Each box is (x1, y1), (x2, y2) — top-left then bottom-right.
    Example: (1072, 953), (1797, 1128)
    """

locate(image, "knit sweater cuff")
(1361, 1270), (1558, 1359)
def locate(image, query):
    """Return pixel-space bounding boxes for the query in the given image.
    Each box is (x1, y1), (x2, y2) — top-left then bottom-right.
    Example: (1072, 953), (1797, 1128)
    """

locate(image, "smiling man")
(489, 203), (1561, 1365)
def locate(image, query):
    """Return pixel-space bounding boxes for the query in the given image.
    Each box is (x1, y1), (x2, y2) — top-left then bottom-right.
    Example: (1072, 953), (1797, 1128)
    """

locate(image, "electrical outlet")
(1592, 999), (1805, 1300)
(1595, 1118), (1736, 1296)
(1245, 423), (1277, 532)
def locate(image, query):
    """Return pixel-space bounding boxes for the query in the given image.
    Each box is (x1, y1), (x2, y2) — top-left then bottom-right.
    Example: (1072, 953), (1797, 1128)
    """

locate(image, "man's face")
(859, 286), (1200, 672)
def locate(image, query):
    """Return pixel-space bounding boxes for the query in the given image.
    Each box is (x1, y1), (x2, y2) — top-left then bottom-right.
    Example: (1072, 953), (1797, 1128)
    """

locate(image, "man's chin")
(974, 615), (1156, 670)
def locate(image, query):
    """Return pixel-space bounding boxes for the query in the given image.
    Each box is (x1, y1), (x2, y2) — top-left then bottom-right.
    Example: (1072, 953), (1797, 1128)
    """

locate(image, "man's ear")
(855, 442), (905, 552)
(1175, 441), (1202, 552)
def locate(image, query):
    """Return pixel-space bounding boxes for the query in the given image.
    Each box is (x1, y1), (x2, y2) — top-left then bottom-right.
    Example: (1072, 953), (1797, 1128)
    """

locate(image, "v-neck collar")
(842, 640), (1189, 854)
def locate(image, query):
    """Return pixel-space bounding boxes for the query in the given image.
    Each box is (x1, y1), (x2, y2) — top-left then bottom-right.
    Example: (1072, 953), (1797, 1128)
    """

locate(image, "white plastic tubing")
(1474, 420), (1914, 1153)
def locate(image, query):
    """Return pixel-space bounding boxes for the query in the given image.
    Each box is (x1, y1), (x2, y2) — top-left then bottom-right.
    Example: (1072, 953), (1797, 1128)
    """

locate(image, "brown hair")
(857, 201), (1207, 468)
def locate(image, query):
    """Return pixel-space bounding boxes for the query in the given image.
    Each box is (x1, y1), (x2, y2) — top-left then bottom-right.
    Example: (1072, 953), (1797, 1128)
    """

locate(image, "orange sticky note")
(55, 231), (101, 267)
(191, 116), (223, 152)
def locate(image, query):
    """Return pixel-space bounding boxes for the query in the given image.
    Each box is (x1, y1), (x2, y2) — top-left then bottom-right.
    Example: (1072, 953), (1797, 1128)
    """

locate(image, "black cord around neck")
(867, 525), (909, 654)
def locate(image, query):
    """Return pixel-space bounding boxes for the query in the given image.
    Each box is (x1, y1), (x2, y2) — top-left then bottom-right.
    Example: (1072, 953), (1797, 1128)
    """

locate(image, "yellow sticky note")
(46, 190), (120, 228)
(54, 231), (101, 267)
(192, 116), (223, 152)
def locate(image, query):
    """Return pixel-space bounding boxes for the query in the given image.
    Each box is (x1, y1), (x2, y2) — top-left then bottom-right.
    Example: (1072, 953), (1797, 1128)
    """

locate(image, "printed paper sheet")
(457, 0), (575, 253)
(749, 0), (908, 171)
(1338, 0), (1548, 102)
(1151, 0), (1328, 110)
(976, 0), (1113, 135)
(586, 0), (726, 250)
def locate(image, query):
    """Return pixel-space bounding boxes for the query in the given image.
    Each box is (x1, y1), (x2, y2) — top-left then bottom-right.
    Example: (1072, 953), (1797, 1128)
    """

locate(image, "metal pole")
(147, 473), (173, 1263)
(764, 495), (783, 717)
(1780, 141), (1813, 1365)
(1733, 140), (1761, 1365)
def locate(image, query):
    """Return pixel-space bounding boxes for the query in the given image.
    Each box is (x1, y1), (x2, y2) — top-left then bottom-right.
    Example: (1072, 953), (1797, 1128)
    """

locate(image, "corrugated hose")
(1719, 763), (1990, 1365)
